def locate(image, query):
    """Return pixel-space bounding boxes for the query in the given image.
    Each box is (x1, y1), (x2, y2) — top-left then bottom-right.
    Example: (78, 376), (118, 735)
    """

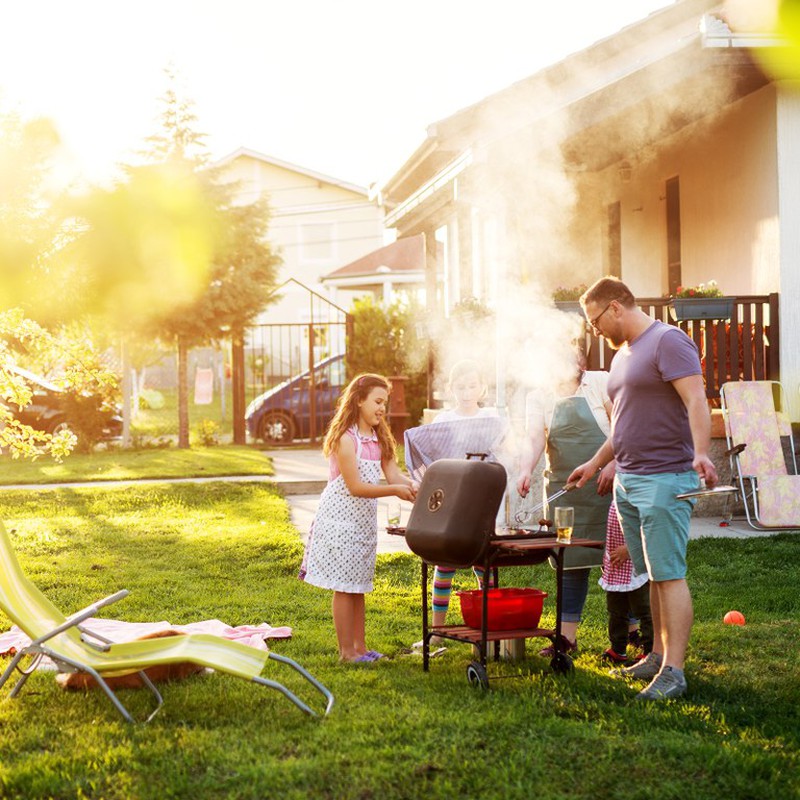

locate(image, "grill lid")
(405, 458), (507, 567)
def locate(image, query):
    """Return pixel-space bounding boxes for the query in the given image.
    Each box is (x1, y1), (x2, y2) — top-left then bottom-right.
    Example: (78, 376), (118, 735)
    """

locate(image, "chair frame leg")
(0, 645), (164, 724)
(256, 652), (334, 717)
(2, 647), (332, 721)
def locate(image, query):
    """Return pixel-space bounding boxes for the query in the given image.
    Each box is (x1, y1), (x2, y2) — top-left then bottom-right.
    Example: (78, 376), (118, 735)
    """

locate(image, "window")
(666, 177), (681, 294)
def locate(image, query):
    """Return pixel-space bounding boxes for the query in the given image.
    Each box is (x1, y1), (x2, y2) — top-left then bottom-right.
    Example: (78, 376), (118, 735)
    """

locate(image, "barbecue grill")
(397, 454), (603, 687)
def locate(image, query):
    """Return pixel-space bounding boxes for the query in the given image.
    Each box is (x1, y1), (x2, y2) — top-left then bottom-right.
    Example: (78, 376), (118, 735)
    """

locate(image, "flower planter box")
(554, 301), (584, 316)
(670, 297), (734, 321)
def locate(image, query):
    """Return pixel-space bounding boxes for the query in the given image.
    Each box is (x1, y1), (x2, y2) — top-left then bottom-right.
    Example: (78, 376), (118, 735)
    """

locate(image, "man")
(568, 277), (718, 701)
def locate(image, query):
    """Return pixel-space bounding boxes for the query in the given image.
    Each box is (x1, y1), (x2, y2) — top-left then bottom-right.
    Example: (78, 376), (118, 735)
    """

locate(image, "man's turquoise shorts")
(614, 471), (699, 582)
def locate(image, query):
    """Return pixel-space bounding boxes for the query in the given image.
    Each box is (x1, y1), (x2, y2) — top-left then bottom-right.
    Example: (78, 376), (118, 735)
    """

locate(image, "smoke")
(406, 1), (755, 468)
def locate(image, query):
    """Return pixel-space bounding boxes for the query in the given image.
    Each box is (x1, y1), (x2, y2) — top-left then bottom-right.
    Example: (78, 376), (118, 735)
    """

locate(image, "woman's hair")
(323, 373), (397, 460)
(447, 359), (487, 396)
(580, 277), (636, 309)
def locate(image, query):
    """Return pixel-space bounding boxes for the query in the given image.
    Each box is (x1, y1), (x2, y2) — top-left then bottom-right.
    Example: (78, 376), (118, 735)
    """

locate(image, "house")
(216, 147), (386, 322)
(320, 233), (426, 306)
(381, 0), (800, 422)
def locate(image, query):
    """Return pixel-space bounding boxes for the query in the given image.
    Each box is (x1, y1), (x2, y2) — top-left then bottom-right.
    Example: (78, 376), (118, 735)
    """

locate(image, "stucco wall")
(576, 84), (780, 299)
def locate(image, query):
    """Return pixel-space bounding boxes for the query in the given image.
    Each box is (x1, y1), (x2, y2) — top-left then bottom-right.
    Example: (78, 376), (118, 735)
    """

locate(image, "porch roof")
(321, 234), (425, 281)
(382, 0), (772, 214)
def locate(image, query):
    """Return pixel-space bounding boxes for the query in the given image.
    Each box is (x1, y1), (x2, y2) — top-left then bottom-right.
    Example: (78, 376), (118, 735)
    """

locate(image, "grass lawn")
(0, 446), (273, 485)
(0, 482), (798, 800)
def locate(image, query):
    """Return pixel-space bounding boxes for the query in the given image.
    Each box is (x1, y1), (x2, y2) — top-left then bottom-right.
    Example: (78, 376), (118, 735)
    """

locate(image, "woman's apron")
(300, 429), (382, 593)
(544, 395), (610, 570)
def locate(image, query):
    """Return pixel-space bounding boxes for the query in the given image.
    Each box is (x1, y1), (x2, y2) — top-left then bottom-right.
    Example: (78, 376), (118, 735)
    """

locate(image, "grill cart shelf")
(393, 454), (603, 688)
(415, 531), (603, 687)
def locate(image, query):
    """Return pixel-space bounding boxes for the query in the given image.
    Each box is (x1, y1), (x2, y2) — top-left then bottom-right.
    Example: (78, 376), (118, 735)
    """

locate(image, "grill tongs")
(514, 482), (577, 525)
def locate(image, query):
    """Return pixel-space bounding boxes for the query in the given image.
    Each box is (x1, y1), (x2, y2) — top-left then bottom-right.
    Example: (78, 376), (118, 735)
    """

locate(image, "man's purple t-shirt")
(607, 321), (702, 474)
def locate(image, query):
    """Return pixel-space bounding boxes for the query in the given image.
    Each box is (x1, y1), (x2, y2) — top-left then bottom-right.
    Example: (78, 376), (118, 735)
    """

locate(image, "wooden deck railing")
(583, 294), (780, 402)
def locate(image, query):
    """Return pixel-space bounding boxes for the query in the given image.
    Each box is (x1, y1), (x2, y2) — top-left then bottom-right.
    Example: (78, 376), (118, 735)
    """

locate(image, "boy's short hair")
(448, 359), (485, 386)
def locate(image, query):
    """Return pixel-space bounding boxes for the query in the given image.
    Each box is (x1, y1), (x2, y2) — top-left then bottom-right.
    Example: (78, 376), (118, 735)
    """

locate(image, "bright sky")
(1, 0), (671, 189)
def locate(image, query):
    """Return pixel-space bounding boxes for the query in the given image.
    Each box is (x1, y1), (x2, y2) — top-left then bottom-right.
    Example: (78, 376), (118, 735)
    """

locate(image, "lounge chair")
(720, 380), (800, 530)
(0, 521), (333, 721)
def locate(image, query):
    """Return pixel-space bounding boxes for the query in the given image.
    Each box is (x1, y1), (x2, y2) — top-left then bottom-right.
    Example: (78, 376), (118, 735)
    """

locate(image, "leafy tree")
(347, 295), (428, 426)
(140, 75), (281, 447)
(0, 309), (118, 458)
(0, 112), (63, 315)
(0, 112), (118, 459)
(66, 73), (281, 447)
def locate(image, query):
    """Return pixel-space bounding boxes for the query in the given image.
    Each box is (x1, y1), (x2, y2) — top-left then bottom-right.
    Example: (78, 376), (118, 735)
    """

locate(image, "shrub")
(138, 388), (165, 409)
(196, 418), (220, 446)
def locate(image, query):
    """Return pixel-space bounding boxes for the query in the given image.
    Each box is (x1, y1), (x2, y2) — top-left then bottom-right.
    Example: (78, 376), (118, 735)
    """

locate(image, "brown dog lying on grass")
(56, 629), (205, 691)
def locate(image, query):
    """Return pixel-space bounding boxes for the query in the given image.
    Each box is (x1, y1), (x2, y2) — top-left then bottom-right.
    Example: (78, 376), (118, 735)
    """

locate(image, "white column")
(776, 84), (800, 421)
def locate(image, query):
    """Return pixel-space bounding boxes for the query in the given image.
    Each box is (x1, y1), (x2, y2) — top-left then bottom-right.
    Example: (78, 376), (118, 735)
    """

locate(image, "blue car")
(245, 354), (346, 445)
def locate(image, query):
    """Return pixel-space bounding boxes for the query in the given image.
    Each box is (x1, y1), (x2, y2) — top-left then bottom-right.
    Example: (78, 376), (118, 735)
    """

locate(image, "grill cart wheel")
(466, 661), (489, 689)
(550, 651), (574, 675)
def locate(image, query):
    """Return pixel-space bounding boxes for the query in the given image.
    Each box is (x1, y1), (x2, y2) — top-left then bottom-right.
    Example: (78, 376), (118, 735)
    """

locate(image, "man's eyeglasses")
(588, 302), (614, 333)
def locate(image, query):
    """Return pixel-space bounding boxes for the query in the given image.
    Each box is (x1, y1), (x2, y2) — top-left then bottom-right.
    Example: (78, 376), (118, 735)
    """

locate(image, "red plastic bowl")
(457, 587), (548, 631)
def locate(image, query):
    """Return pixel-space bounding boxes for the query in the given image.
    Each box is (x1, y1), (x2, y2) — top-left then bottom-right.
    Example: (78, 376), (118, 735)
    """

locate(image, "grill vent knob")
(427, 489), (445, 512)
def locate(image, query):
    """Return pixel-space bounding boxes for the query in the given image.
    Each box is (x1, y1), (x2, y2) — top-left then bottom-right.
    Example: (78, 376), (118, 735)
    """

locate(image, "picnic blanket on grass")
(0, 618), (292, 657)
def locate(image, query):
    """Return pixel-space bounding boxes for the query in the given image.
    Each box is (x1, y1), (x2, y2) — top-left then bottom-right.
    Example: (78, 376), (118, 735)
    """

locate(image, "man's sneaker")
(538, 635), (577, 658)
(635, 666), (688, 701)
(601, 648), (629, 664)
(610, 650), (662, 680)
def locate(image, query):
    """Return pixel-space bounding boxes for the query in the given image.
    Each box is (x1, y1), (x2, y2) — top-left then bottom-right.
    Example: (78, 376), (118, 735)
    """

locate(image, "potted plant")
(552, 284), (588, 315)
(670, 281), (734, 321)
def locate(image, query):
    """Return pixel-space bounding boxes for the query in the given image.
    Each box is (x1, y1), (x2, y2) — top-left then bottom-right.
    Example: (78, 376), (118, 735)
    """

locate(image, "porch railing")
(583, 294), (780, 402)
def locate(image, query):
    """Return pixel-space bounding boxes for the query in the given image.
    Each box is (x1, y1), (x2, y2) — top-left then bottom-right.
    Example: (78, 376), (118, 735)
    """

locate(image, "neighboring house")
(381, 0), (800, 420)
(216, 147), (386, 323)
(320, 233), (426, 306)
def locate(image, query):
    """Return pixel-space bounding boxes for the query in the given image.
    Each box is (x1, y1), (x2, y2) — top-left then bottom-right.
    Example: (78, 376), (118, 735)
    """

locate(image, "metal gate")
(243, 279), (351, 445)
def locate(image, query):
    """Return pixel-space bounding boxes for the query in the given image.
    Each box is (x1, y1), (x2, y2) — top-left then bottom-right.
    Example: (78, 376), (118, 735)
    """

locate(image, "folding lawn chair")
(0, 522), (333, 722)
(720, 380), (800, 531)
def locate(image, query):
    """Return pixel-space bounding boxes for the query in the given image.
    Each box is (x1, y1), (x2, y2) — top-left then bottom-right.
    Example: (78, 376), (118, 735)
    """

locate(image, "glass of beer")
(386, 499), (401, 528)
(554, 506), (574, 544)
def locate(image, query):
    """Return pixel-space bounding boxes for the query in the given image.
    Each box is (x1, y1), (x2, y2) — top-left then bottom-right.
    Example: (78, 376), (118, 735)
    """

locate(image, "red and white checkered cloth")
(599, 502), (648, 592)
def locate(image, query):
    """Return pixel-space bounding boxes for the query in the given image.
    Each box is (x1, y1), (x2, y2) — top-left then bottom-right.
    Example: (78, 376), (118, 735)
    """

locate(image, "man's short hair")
(581, 277), (636, 309)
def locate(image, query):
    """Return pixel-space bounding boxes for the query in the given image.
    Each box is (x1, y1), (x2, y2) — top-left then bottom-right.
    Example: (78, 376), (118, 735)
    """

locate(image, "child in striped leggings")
(412, 359), (499, 650)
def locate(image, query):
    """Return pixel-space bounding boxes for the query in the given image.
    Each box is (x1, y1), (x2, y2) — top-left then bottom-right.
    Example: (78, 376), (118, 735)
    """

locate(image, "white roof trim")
(700, 13), (784, 48)
(321, 273), (425, 288)
(214, 147), (369, 196)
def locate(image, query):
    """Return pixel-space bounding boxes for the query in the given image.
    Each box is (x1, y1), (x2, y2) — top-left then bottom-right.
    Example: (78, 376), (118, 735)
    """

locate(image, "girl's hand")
(516, 474), (531, 497)
(395, 484), (416, 502)
(609, 544), (629, 565)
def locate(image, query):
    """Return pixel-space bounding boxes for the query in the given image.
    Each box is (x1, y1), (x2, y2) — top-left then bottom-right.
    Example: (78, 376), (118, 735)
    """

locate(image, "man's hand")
(567, 461), (597, 489)
(595, 461), (616, 495)
(693, 455), (718, 489)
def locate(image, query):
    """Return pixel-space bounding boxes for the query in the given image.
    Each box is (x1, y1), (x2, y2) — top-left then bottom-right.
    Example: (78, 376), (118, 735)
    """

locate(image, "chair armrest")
(77, 625), (115, 651)
(29, 589), (130, 647)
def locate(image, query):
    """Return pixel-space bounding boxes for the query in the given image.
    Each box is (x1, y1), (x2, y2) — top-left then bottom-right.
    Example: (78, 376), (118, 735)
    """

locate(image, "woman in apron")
(517, 356), (615, 655)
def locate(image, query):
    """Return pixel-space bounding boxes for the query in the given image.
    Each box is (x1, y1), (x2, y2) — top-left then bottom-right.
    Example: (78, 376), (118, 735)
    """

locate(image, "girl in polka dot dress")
(299, 373), (417, 663)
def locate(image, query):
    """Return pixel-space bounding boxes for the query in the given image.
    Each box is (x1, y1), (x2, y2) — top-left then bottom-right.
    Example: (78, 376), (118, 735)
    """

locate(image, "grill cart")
(396, 455), (603, 687)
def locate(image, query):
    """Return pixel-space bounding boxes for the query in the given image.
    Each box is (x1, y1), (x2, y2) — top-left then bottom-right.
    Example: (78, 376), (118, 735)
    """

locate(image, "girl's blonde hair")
(448, 358), (488, 399)
(323, 373), (397, 460)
